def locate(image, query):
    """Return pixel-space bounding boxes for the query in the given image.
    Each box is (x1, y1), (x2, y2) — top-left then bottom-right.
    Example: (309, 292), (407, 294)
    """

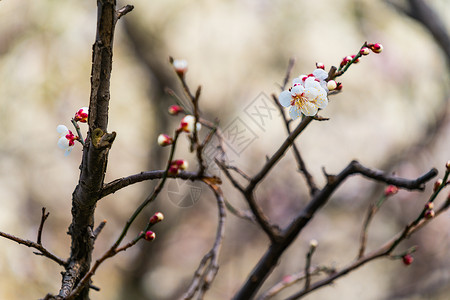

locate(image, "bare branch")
(100, 170), (220, 198)
(182, 182), (226, 299)
(0, 231), (67, 267)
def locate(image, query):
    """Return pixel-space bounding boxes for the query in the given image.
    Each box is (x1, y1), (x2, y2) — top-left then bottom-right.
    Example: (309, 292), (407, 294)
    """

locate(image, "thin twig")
(37, 207), (50, 245)
(257, 266), (336, 300)
(93, 220), (107, 241)
(304, 242), (317, 290)
(0, 231), (67, 267)
(182, 181), (226, 299)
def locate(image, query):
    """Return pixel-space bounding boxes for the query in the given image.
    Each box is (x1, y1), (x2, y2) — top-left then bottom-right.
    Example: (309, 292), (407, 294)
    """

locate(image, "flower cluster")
(279, 68), (329, 119)
(57, 107), (88, 156)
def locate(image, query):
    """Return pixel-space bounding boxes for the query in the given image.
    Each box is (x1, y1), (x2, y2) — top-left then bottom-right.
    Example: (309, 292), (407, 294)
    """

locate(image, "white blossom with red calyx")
(173, 59), (188, 76)
(296, 68), (329, 92)
(57, 125), (78, 156)
(279, 77), (328, 119)
(179, 115), (201, 133)
(74, 107), (89, 123)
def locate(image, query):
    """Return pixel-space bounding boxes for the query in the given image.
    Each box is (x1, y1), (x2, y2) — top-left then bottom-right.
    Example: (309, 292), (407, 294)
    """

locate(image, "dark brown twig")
(116, 5), (134, 19)
(0, 231), (67, 267)
(100, 170), (219, 198)
(37, 207), (50, 245)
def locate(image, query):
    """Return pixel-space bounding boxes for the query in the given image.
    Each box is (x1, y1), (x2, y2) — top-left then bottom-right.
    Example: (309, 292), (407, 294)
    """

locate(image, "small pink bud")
(336, 82), (343, 91)
(446, 160), (450, 172)
(433, 179), (443, 192)
(168, 105), (183, 115)
(384, 185), (398, 197)
(424, 209), (435, 219)
(144, 231), (156, 241)
(74, 107), (89, 123)
(315, 62), (325, 70)
(150, 212), (164, 224)
(173, 59), (188, 76)
(360, 47), (370, 56)
(368, 43), (383, 53)
(402, 254), (413, 266)
(326, 80), (337, 91)
(157, 134), (173, 147)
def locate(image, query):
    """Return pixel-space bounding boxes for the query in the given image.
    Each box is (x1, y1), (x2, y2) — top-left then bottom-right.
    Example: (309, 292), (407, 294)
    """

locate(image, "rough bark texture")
(59, 1), (118, 299)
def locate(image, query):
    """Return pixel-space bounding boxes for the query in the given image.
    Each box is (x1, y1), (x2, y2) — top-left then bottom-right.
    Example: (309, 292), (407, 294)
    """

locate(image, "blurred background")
(0, 0), (449, 299)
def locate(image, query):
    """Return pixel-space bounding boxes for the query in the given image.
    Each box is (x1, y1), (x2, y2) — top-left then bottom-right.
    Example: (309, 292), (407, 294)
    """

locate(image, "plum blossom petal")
(300, 102), (319, 116)
(289, 106), (302, 120)
(279, 91), (293, 107)
(312, 68), (328, 81)
(57, 125), (76, 156)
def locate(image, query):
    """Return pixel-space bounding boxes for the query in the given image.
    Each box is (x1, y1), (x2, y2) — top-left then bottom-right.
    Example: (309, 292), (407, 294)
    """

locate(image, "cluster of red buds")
(338, 42), (383, 73)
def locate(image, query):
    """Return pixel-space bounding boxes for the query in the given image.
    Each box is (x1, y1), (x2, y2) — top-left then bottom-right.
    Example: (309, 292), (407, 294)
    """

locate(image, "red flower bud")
(360, 47), (370, 56)
(144, 231), (156, 241)
(433, 179), (443, 192)
(168, 105), (183, 115)
(315, 62), (325, 70)
(384, 185), (398, 197)
(402, 254), (413, 266)
(150, 212), (164, 224)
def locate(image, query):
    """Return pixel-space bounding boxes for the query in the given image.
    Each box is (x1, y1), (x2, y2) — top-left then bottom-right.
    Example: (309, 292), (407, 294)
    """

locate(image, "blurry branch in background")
(386, 0), (450, 67)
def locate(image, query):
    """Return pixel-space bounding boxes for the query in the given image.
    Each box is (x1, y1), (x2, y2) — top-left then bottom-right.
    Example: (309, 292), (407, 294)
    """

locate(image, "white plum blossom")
(57, 125), (77, 156)
(279, 77), (328, 119)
